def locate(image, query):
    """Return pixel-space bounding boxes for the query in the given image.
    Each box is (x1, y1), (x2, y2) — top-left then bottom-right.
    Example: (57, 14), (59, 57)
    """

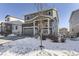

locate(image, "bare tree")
(34, 3), (44, 50)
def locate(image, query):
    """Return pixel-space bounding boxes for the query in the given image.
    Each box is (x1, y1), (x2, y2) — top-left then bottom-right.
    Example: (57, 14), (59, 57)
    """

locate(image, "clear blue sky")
(0, 3), (79, 29)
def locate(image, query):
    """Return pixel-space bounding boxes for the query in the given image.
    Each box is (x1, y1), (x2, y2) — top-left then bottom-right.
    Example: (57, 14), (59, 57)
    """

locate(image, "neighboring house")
(59, 28), (69, 37)
(23, 9), (59, 36)
(1, 15), (24, 35)
(69, 9), (79, 37)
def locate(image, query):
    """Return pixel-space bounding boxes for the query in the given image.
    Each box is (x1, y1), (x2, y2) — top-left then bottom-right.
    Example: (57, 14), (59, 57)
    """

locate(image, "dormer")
(5, 15), (10, 21)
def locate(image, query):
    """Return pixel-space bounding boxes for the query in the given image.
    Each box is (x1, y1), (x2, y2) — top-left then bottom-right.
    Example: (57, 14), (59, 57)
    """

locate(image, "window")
(25, 16), (30, 20)
(72, 29), (74, 31)
(47, 11), (51, 15)
(48, 12), (51, 15)
(16, 26), (18, 30)
(7, 18), (10, 21)
(25, 16), (27, 20)
(7, 26), (10, 29)
(27, 16), (30, 20)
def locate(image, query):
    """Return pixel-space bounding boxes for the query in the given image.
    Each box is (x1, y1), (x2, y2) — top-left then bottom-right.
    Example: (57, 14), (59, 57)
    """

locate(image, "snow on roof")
(5, 15), (24, 23)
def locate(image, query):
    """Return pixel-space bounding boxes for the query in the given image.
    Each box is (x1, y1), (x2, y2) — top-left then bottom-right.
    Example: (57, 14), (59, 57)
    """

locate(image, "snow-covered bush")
(8, 34), (17, 37)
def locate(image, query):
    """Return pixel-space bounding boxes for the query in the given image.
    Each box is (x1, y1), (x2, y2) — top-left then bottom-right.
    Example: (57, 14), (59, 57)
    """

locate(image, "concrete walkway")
(0, 39), (12, 45)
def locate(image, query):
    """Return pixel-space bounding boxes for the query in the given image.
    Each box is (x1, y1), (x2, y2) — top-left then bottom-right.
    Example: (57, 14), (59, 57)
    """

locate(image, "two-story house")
(22, 9), (59, 36)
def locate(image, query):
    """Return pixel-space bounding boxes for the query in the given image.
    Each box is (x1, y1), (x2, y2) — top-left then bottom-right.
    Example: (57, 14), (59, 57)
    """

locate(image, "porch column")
(47, 18), (50, 34)
(33, 21), (35, 36)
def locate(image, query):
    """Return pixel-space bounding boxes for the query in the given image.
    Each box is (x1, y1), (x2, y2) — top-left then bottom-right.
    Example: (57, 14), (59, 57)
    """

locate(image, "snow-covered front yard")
(0, 37), (79, 56)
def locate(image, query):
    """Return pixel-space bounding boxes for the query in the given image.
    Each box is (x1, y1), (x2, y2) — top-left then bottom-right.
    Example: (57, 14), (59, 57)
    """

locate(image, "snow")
(25, 49), (79, 56)
(75, 37), (79, 41)
(0, 35), (4, 38)
(70, 37), (79, 41)
(0, 37), (79, 56)
(8, 34), (16, 36)
(0, 35), (10, 44)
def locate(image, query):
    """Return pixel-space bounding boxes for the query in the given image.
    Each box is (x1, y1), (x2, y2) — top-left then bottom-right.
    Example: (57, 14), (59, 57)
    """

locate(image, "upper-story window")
(47, 11), (51, 15)
(5, 18), (9, 21)
(27, 16), (30, 20)
(25, 16), (30, 20)
(48, 11), (51, 15)
(7, 18), (10, 21)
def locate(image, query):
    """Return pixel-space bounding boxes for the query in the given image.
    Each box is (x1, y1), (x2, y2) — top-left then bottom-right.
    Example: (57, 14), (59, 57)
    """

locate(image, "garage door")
(23, 28), (33, 36)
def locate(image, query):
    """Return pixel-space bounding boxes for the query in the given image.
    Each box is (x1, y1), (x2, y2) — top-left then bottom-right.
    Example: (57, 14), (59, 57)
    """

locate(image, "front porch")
(22, 15), (55, 37)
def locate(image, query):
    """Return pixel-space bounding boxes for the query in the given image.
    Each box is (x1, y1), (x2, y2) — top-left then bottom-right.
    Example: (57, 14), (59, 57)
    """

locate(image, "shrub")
(77, 32), (79, 37)
(61, 38), (66, 42)
(48, 34), (58, 42)
(60, 36), (66, 43)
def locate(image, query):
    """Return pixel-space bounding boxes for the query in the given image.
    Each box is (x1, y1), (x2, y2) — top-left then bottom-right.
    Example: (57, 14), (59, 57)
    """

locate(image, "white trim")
(48, 18), (50, 34)
(23, 26), (33, 28)
(25, 15), (53, 22)
(33, 21), (35, 36)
